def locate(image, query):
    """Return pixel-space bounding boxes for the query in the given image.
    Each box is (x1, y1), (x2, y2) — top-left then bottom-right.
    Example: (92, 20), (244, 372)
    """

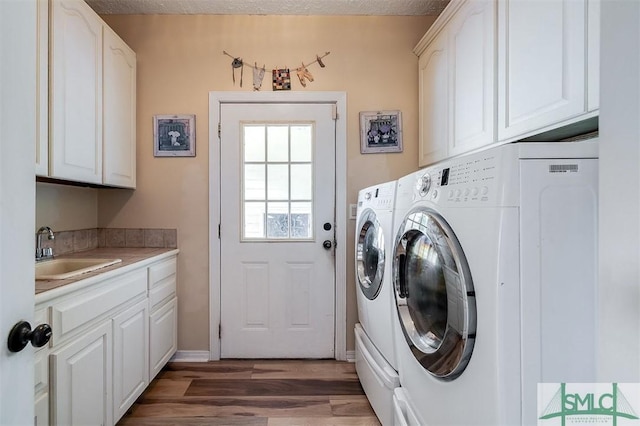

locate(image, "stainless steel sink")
(35, 258), (122, 280)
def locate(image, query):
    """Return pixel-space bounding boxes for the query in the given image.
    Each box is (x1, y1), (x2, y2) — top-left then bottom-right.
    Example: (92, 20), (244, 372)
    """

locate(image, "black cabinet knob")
(7, 321), (52, 352)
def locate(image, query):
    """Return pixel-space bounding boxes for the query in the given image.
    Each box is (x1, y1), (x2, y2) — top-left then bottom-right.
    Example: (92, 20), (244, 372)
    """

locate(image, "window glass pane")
(266, 202), (289, 238)
(244, 125), (265, 162)
(244, 202), (265, 238)
(291, 164), (312, 200)
(291, 202), (312, 238)
(267, 164), (289, 200)
(290, 125), (312, 162)
(267, 126), (289, 162)
(244, 164), (265, 200)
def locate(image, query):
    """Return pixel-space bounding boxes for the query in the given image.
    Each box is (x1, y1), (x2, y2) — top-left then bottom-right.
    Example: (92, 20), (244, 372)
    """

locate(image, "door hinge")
(218, 122), (221, 138)
(218, 323), (222, 339)
(218, 224), (221, 239)
(331, 104), (338, 120)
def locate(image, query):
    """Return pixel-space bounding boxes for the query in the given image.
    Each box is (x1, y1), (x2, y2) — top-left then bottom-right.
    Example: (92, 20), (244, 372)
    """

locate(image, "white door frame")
(208, 91), (348, 361)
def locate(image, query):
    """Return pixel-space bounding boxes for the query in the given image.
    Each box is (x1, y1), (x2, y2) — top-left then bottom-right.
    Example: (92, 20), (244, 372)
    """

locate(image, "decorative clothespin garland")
(222, 51), (330, 90)
(252, 63), (266, 91)
(231, 57), (243, 87)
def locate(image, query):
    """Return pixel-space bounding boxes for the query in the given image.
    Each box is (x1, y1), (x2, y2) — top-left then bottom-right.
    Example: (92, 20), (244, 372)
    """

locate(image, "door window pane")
(291, 202), (312, 238)
(267, 202), (290, 238)
(242, 122), (315, 241)
(244, 164), (265, 200)
(291, 126), (312, 161)
(244, 125), (265, 162)
(267, 126), (289, 162)
(244, 202), (266, 238)
(267, 164), (289, 200)
(291, 164), (312, 200)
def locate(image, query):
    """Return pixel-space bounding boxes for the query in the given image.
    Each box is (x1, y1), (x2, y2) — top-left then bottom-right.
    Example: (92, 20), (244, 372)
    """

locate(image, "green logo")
(539, 383), (639, 425)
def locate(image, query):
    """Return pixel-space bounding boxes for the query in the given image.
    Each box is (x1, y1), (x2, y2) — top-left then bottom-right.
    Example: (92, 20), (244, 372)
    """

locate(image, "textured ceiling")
(85, 0), (450, 16)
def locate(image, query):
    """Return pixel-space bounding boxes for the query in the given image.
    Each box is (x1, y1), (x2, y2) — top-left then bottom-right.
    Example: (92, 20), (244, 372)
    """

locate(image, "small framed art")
(153, 114), (196, 157)
(360, 110), (403, 154)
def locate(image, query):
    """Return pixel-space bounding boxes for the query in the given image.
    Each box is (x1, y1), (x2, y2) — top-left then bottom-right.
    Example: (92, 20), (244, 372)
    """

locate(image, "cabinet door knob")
(7, 321), (52, 352)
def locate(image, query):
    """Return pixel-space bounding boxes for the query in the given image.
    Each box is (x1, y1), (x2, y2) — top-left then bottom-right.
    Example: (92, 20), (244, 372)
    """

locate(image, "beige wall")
(36, 182), (98, 232)
(97, 14), (434, 352)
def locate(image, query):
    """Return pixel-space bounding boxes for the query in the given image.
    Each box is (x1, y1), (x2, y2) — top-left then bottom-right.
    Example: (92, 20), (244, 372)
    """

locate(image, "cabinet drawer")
(51, 269), (147, 345)
(149, 257), (176, 287)
(149, 257), (177, 312)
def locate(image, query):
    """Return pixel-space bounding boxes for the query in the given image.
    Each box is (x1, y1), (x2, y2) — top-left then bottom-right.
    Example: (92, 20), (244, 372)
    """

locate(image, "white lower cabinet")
(51, 321), (113, 426)
(35, 253), (178, 426)
(150, 297), (178, 380)
(113, 298), (149, 421)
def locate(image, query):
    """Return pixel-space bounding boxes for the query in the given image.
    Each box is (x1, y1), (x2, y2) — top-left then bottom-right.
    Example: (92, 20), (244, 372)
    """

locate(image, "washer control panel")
(416, 153), (498, 205)
(358, 182), (395, 209)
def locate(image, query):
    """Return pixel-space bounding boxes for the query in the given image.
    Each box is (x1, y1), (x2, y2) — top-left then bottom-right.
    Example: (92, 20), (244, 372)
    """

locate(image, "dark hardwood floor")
(117, 360), (381, 426)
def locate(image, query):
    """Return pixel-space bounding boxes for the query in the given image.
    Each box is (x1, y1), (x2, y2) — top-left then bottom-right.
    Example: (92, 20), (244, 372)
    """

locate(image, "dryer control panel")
(417, 152), (499, 206)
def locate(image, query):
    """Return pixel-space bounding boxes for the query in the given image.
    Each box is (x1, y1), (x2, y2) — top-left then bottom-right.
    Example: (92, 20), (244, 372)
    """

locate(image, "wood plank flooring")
(117, 360), (381, 426)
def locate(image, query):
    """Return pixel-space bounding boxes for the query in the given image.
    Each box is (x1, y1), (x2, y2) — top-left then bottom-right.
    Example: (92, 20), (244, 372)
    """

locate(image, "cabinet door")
(587, 0), (600, 111)
(51, 321), (113, 426)
(448, 0), (495, 156)
(35, 0), (48, 177)
(113, 298), (149, 422)
(418, 30), (448, 167)
(150, 297), (178, 380)
(498, 0), (586, 141)
(50, 0), (103, 184)
(103, 26), (137, 188)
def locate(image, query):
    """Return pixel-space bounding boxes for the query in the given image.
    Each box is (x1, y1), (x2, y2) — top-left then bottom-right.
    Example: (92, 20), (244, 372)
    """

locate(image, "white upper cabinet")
(50, 0), (103, 184)
(587, 0), (600, 112)
(497, 0), (594, 141)
(448, 0), (496, 157)
(103, 26), (137, 188)
(417, 30), (449, 167)
(46, 0), (137, 188)
(416, 0), (495, 167)
(36, 0), (49, 177)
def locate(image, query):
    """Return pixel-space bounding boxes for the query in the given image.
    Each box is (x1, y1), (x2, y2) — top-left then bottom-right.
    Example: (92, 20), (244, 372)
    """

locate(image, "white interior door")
(0, 0), (37, 423)
(220, 103), (336, 358)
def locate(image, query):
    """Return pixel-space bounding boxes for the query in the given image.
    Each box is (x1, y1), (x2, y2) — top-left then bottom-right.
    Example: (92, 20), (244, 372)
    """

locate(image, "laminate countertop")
(35, 248), (179, 301)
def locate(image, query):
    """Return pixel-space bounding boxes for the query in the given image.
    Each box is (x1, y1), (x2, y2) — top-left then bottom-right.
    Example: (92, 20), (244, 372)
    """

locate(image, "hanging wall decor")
(360, 110), (403, 154)
(222, 51), (330, 90)
(153, 114), (196, 157)
(272, 68), (291, 91)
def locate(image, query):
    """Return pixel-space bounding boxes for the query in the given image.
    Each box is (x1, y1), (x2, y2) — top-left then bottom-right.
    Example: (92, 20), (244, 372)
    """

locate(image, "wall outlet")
(349, 204), (357, 220)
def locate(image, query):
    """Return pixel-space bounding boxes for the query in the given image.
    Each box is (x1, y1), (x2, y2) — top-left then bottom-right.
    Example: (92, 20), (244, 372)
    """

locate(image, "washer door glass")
(393, 208), (476, 380)
(356, 209), (385, 300)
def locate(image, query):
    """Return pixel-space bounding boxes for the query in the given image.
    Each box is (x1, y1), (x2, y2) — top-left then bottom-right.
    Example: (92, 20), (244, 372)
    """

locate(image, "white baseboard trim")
(170, 350), (354, 363)
(346, 350), (355, 362)
(170, 350), (210, 362)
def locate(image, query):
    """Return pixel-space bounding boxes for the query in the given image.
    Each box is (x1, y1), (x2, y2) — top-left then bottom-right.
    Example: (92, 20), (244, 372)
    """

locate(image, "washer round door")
(356, 209), (385, 300)
(393, 207), (476, 381)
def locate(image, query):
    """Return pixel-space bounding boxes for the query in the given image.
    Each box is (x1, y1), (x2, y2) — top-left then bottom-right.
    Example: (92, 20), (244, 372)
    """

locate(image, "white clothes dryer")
(354, 180), (400, 426)
(391, 141), (599, 426)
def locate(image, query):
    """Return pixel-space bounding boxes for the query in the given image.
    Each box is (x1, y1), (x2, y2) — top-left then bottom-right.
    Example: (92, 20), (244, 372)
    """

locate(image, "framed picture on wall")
(153, 114), (196, 157)
(359, 110), (403, 154)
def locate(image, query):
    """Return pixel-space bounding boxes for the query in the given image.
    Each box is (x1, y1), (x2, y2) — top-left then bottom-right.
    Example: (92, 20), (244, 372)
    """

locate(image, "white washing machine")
(354, 180), (400, 426)
(391, 141), (599, 425)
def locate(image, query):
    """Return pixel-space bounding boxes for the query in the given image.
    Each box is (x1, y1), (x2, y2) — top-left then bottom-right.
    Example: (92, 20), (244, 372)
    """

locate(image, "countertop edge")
(35, 248), (180, 305)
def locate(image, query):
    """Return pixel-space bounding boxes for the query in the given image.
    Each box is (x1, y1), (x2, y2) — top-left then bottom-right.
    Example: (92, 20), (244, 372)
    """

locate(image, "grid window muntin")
(241, 122), (315, 241)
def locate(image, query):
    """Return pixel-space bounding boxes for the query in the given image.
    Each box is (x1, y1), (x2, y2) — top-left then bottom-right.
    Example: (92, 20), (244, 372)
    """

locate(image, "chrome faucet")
(35, 226), (55, 261)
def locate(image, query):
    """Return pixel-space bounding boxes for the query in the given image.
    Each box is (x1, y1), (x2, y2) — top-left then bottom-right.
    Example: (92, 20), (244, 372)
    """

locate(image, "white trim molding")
(170, 351), (211, 363)
(208, 91), (348, 361)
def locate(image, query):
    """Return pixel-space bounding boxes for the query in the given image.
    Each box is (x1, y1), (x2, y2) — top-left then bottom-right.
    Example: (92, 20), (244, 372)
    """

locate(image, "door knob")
(7, 321), (52, 352)
(323, 240), (333, 250)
